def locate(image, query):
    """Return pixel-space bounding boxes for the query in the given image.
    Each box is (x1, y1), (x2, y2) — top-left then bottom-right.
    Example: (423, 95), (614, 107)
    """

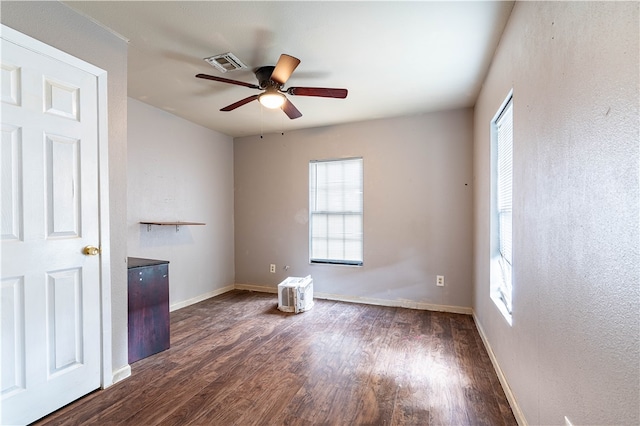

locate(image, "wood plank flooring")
(34, 290), (516, 426)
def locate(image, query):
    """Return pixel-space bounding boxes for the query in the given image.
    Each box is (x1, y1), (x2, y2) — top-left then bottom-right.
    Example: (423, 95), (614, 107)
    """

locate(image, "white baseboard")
(232, 283), (472, 315)
(110, 364), (131, 386)
(472, 312), (527, 426)
(169, 283), (472, 316)
(169, 285), (235, 312)
(234, 283), (278, 294)
(315, 292), (472, 314)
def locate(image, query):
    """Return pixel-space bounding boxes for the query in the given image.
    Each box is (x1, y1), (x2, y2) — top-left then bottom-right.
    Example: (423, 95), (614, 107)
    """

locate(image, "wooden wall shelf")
(140, 221), (205, 232)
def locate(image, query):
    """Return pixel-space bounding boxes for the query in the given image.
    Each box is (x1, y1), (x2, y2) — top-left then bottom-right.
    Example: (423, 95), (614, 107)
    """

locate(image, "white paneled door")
(1, 27), (108, 425)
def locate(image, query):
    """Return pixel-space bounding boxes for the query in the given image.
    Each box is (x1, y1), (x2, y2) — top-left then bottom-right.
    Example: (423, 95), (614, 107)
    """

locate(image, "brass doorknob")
(83, 245), (101, 256)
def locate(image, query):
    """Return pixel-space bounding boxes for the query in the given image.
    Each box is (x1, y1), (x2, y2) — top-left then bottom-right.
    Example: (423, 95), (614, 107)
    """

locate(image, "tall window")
(491, 93), (513, 322)
(309, 158), (363, 266)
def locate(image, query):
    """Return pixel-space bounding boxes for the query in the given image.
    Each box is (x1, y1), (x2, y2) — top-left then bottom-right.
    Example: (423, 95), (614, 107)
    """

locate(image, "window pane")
(499, 210), (512, 265)
(311, 238), (328, 260)
(344, 240), (363, 262)
(344, 214), (362, 239)
(327, 213), (343, 239)
(310, 214), (326, 236)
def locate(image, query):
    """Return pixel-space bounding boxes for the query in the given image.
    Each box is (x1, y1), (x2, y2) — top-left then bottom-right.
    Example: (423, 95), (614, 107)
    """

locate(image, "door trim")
(1, 24), (114, 388)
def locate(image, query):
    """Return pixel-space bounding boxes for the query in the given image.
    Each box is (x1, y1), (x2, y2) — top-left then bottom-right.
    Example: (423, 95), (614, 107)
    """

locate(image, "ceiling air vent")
(203, 52), (248, 73)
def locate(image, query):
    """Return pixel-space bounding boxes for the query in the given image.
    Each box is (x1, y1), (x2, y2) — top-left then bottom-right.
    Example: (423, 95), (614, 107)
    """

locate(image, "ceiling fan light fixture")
(259, 91), (285, 109)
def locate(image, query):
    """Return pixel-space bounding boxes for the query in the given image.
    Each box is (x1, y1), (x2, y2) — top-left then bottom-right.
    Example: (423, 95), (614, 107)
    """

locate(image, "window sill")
(310, 260), (363, 267)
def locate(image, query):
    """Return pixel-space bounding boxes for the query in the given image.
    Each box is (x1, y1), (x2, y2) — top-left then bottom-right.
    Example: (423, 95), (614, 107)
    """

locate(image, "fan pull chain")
(260, 104), (264, 139)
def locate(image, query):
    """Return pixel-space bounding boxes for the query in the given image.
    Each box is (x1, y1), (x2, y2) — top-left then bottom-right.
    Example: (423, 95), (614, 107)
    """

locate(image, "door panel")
(0, 63), (21, 106)
(44, 78), (80, 121)
(1, 276), (26, 398)
(1, 123), (23, 241)
(1, 33), (103, 425)
(46, 134), (81, 238)
(47, 267), (83, 375)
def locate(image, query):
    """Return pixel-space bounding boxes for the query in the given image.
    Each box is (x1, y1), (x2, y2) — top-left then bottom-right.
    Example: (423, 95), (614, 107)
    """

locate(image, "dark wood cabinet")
(127, 257), (170, 363)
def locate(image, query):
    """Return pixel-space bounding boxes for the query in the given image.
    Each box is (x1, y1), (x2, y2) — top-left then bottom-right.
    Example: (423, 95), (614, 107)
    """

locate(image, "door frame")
(1, 24), (113, 388)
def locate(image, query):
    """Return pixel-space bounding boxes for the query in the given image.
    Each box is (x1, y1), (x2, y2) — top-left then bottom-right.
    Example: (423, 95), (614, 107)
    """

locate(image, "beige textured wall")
(1, 2), (129, 374)
(235, 110), (474, 309)
(473, 2), (639, 424)
(127, 98), (235, 308)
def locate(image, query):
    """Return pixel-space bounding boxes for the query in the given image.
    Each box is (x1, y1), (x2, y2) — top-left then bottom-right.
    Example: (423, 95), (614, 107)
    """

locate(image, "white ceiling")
(63, 1), (514, 138)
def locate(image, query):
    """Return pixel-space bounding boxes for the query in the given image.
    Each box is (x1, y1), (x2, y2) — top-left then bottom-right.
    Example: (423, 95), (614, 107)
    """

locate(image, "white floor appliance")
(278, 275), (314, 313)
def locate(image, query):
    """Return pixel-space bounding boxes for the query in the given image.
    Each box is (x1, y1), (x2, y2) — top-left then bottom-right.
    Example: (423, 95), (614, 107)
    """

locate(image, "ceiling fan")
(196, 54), (348, 119)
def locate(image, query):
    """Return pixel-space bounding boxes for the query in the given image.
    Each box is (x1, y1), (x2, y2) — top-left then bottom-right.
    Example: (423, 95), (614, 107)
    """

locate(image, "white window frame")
(490, 91), (513, 324)
(309, 157), (363, 266)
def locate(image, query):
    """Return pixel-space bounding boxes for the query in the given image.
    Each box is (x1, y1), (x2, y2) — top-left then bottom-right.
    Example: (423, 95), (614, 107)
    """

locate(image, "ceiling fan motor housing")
(255, 66), (279, 89)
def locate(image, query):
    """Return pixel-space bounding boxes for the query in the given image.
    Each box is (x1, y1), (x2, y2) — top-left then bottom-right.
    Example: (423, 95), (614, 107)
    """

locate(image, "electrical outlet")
(436, 275), (445, 287)
(270, 264), (276, 273)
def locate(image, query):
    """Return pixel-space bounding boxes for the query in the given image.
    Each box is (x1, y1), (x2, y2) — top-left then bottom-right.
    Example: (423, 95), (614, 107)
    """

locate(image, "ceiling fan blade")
(281, 97), (302, 119)
(221, 95), (259, 111)
(287, 87), (348, 99)
(196, 73), (260, 90)
(270, 54), (301, 85)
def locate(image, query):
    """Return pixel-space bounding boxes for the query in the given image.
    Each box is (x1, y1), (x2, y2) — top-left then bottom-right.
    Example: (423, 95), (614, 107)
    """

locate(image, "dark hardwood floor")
(34, 290), (516, 425)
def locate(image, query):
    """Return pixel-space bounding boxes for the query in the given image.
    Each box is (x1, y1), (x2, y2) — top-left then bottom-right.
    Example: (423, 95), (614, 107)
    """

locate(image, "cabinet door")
(128, 264), (169, 363)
